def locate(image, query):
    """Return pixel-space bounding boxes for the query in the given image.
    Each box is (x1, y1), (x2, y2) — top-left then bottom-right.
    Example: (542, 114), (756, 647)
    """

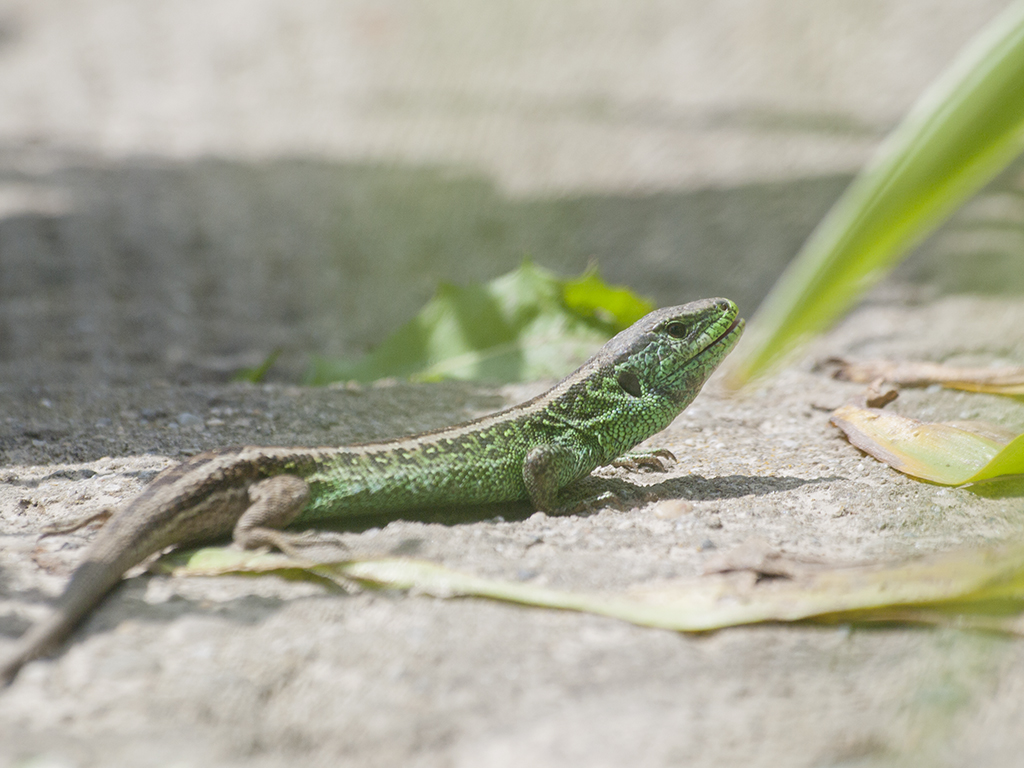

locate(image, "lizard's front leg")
(524, 444), (665, 515)
(522, 444), (589, 513)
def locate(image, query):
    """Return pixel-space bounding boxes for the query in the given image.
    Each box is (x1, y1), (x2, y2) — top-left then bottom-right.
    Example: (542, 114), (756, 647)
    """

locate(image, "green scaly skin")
(0, 297), (743, 685)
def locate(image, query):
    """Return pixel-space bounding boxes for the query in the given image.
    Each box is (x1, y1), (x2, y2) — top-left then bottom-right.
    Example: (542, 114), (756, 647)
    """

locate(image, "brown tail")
(1, 557), (133, 686)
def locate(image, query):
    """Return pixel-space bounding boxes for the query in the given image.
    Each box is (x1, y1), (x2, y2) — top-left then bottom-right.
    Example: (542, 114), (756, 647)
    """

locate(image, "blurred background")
(0, 0), (1020, 385)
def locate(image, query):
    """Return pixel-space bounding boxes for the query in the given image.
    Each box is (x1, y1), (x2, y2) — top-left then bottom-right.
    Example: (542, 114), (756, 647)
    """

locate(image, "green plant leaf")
(726, 0), (1024, 387)
(969, 431), (1024, 483)
(233, 349), (282, 383)
(306, 261), (653, 384)
(561, 266), (654, 330)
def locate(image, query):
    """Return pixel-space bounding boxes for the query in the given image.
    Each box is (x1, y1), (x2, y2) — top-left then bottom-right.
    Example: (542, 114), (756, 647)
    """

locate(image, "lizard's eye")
(664, 322), (688, 338)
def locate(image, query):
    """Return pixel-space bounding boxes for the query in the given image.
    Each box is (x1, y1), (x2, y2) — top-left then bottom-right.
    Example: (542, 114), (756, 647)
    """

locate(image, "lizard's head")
(542, 297), (743, 458)
(606, 297), (744, 407)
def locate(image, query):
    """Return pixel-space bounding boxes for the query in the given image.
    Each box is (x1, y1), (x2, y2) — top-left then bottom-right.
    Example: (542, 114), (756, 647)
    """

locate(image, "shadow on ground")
(2, 148), (1021, 389)
(0, 148), (848, 385)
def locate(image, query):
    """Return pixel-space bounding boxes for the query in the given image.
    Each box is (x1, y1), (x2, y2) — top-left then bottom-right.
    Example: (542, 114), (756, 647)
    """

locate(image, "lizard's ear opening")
(617, 370), (643, 398)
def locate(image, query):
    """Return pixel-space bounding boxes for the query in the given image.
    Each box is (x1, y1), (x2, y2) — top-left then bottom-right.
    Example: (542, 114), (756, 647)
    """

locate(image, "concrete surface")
(2, 2), (1024, 767)
(3, 296), (1024, 768)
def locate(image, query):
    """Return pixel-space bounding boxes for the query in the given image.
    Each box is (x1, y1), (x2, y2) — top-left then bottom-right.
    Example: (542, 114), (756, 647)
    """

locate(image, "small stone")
(653, 500), (693, 519)
(176, 412), (203, 428)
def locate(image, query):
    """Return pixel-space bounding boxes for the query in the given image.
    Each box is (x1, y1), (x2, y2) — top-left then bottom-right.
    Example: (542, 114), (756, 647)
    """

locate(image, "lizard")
(0, 297), (743, 685)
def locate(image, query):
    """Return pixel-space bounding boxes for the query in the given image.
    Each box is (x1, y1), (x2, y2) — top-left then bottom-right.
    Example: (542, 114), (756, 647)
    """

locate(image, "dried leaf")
(830, 403), (1024, 484)
(162, 540), (1024, 635)
(828, 358), (1024, 395)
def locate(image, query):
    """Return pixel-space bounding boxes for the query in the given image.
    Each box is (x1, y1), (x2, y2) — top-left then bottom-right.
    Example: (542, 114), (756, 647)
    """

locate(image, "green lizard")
(0, 297), (743, 685)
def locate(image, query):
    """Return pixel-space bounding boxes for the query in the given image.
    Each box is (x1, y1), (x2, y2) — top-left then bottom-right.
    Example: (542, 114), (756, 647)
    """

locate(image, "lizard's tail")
(1, 557), (131, 686)
(1, 474), (243, 687)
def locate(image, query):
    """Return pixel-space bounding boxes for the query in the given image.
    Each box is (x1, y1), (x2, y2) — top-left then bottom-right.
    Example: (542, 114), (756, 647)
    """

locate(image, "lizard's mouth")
(703, 315), (744, 353)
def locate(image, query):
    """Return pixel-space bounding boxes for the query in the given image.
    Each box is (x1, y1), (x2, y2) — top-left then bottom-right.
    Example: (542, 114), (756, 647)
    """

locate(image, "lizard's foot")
(555, 490), (622, 516)
(549, 477), (626, 516)
(610, 448), (677, 473)
(239, 528), (350, 560)
(233, 475), (314, 558)
(234, 528), (359, 592)
(41, 507), (114, 536)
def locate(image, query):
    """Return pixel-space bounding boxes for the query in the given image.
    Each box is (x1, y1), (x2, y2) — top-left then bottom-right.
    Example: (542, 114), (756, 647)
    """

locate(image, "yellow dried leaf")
(829, 358), (1024, 395)
(829, 404), (1015, 484)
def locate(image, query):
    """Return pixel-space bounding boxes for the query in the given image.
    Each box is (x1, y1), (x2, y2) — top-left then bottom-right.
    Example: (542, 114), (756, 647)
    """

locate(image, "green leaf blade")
(968, 431), (1024, 482)
(727, 0), (1024, 386)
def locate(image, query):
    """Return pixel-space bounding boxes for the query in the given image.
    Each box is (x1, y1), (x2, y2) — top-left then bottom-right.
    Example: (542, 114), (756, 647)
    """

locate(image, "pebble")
(176, 412), (204, 427)
(652, 499), (693, 519)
